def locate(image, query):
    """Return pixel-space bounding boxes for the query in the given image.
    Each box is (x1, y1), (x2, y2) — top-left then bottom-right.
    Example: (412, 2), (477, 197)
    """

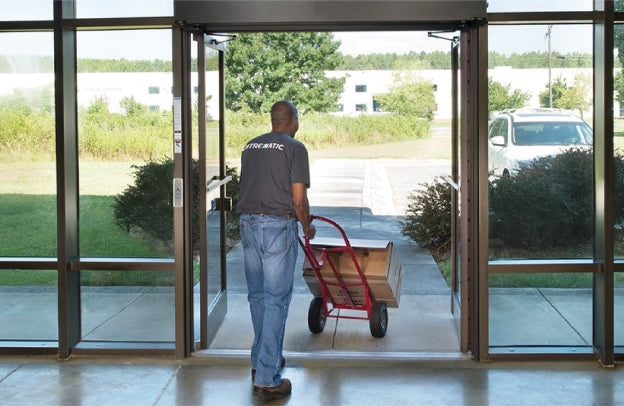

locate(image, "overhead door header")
(174, 1), (486, 30)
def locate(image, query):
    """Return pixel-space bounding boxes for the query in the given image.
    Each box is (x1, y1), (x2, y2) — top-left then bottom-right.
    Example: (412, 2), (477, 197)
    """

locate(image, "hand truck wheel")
(369, 301), (388, 338)
(308, 296), (326, 334)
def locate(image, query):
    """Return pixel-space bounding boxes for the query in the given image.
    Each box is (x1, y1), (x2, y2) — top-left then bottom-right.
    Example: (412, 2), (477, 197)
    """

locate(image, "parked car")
(488, 108), (593, 177)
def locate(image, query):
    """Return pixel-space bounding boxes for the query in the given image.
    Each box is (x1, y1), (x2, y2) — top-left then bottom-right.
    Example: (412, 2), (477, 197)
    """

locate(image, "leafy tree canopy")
(375, 72), (436, 120)
(538, 74), (591, 118)
(488, 78), (530, 113)
(225, 32), (345, 113)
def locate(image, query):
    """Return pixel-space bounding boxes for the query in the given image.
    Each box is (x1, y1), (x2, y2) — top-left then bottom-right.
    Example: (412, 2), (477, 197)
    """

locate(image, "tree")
(488, 78), (530, 114)
(538, 76), (567, 108)
(225, 32), (345, 113)
(557, 73), (591, 119)
(375, 72), (436, 120)
(538, 74), (591, 118)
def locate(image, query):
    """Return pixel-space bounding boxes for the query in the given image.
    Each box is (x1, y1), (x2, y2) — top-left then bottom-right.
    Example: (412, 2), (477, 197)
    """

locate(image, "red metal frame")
(299, 215), (373, 322)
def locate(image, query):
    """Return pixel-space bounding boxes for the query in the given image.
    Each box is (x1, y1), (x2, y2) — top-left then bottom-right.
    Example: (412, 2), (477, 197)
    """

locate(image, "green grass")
(0, 193), (171, 286)
(0, 194), (57, 256)
(438, 259), (624, 289)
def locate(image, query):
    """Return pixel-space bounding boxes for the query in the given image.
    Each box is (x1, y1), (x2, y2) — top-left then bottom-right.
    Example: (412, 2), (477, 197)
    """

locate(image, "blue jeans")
(240, 213), (298, 387)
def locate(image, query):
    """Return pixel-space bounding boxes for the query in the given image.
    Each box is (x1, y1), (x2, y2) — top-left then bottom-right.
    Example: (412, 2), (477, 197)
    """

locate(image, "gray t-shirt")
(237, 132), (310, 215)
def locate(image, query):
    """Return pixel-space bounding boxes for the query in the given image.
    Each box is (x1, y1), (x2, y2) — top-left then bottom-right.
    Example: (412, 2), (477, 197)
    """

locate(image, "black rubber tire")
(308, 296), (326, 334)
(369, 301), (388, 338)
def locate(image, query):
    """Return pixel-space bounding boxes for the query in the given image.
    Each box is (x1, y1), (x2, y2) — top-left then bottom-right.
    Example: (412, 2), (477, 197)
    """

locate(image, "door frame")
(196, 32), (229, 350)
(171, 1), (488, 358)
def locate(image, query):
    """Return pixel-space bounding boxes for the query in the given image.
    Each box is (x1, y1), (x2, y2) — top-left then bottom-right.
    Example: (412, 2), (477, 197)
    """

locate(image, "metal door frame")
(196, 32), (229, 350)
(177, 27), (486, 359)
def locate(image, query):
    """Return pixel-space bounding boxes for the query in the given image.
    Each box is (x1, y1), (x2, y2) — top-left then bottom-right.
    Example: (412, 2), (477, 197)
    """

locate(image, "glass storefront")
(2, 0), (624, 362)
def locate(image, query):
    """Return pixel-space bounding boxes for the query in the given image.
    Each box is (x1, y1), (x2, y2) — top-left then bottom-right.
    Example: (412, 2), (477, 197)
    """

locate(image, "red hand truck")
(299, 215), (388, 338)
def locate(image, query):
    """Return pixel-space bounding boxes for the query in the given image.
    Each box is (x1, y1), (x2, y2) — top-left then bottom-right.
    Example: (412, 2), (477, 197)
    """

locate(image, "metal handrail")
(206, 175), (232, 192)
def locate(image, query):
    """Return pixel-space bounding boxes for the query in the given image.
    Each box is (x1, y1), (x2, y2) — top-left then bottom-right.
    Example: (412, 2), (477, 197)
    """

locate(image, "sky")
(0, 0), (595, 60)
(0, 26), (594, 62)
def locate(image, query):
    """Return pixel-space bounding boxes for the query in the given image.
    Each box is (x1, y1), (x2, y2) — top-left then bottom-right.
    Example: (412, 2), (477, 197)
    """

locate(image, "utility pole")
(546, 25), (553, 108)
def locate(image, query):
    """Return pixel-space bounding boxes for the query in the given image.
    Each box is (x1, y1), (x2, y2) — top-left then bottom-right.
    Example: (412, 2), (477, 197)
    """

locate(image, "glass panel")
(614, 24), (624, 262)
(614, 24), (624, 350)
(0, 0), (52, 21)
(487, 0), (591, 12)
(77, 30), (173, 259)
(488, 24), (593, 260)
(0, 32), (57, 342)
(0, 274), (59, 342)
(76, 0), (173, 18)
(80, 271), (174, 342)
(617, 274), (624, 348)
(489, 273), (593, 347)
(204, 46), (223, 306)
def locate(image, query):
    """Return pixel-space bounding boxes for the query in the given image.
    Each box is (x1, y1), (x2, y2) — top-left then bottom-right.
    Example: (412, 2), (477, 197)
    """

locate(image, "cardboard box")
(302, 237), (403, 308)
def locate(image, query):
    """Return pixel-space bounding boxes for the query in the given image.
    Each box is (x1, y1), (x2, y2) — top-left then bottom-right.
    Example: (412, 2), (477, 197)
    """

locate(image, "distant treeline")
(0, 51), (597, 73)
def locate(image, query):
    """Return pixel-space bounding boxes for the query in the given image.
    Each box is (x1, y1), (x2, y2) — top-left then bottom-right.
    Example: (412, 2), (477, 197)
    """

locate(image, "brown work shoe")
(251, 356), (285, 383)
(252, 378), (292, 401)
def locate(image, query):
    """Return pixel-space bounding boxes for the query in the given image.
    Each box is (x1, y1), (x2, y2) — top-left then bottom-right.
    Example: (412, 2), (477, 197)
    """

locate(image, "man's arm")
(292, 182), (316, 239)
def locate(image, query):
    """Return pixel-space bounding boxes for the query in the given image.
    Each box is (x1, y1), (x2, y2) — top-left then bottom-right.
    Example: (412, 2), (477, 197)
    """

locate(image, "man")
(237, 100), (316, 401)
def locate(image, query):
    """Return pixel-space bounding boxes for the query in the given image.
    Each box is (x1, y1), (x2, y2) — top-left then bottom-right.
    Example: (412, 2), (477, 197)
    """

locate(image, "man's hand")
(306, 224), (316, 240)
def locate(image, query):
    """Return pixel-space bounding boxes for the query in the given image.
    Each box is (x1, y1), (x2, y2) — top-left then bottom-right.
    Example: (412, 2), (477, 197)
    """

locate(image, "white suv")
(488, 108), (593, 177)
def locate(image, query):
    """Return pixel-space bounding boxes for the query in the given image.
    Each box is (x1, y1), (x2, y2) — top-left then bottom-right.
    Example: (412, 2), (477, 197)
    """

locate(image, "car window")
(579, 123), (593, 144)
(514, 122), (592, 146)
(489, 118), (508, 144)
(498, 119), (508, 142)
(488, 119), (502, 139)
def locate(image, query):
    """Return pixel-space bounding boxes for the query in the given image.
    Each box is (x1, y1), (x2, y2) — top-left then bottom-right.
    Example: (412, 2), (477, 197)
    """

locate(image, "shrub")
(401, 176), (451, 260)
(490, 148), (624, 249)
(403, 148), (624, 256)
(113, 159), (240, 253)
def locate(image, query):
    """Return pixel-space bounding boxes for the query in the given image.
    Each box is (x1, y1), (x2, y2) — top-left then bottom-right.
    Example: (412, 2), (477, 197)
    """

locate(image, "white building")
(0, 67), (602, 120)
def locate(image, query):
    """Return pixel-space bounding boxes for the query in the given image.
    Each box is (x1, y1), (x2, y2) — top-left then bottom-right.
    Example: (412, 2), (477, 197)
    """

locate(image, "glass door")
(195, 33), (230, 349)
(448, 35), (464, 350)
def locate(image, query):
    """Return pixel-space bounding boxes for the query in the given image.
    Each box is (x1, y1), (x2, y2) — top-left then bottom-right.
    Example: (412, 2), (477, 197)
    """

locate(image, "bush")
(113, 159), (240, 253)
(401, 176), (451, 260)
(403, 148), (624, 256)
(490, 148), (624, 249)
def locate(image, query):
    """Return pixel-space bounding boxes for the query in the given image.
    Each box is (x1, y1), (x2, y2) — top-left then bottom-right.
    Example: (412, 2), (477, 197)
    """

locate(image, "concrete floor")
(1, 356), (623, 405)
